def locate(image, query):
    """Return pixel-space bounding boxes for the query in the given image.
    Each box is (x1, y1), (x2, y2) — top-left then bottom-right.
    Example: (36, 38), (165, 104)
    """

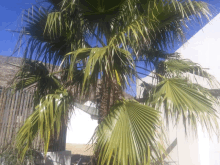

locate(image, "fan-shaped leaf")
(150, 78), (219, 136)
(94, 100), (162, 165)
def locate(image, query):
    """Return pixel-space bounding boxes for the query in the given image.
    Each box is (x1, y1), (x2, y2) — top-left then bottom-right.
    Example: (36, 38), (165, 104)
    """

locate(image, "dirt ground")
(66, 143), (94, 156)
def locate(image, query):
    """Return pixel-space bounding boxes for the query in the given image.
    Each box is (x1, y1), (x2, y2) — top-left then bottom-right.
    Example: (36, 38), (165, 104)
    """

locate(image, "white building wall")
(176, 13), (220, 165)
(66, 101), (98, 144)
(136, 72), (156, 99)
(176, 123), (200, 165)
(177, 13), (220, 83)
(136, 13), (220, 165)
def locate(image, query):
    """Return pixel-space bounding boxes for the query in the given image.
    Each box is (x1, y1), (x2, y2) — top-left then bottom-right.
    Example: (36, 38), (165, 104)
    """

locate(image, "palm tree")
(10, 0), (219, 164)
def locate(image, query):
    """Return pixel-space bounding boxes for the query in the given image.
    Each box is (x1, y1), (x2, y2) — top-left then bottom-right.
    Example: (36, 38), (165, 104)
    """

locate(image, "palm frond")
(9, 60), (62, 105)
(46, 0), (63, 10)
(63, 47), (135, 92)
(146, 0), (211, 50)
(9, 0), (220, 164)
(147, 78), (219, 136)
(13, 5), (83, 67)
(93, 100), (162, 165)
(156, 58), (220, 88)
(16, 89), (73, 159)
(42, 0), (211, 52)
(107, 0), (211, 51)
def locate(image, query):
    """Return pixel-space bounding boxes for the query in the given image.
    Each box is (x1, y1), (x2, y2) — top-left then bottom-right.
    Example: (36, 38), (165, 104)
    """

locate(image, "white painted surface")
(176, 123), (200, 165)
(176, 13), (220, 165)
(136, 72), (156, 99)
(136, 13), (220, 165)
(177, 13), (220, 84)
(66, 101), (98, 144)
(198, 125), (210, 165)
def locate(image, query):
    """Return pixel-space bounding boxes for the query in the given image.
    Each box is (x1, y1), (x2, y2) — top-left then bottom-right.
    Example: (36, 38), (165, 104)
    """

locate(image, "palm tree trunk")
(97, 76), (123, 123)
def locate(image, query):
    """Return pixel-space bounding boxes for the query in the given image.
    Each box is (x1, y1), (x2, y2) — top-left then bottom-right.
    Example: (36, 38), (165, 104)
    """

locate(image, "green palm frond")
(13, 5), (82, 66)
(9, 0), (220, 164)
(93, 100), (162, 165)
(46, 0), (63, 10)
(134, 49), (181, 72)
(10, 60), (62, 105)
(158, 59), (210, 76)
(155, 58), (220, 88)
(64, 47), (135, 92)
(147, 78), (219, 136)
(16, 89), (73, 159)
(43, 0), (211, 52)
(107, 0), (211, 50)
(145, 0), (211, 50)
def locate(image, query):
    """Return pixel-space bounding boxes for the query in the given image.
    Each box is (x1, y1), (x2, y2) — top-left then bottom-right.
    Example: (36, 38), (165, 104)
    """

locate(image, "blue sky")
(0, 0), (34, 56)
(0, 0), (220, 96)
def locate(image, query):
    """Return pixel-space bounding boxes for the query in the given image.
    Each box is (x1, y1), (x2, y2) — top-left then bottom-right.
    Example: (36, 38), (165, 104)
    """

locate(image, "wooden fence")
(0, 88), (66, 152)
